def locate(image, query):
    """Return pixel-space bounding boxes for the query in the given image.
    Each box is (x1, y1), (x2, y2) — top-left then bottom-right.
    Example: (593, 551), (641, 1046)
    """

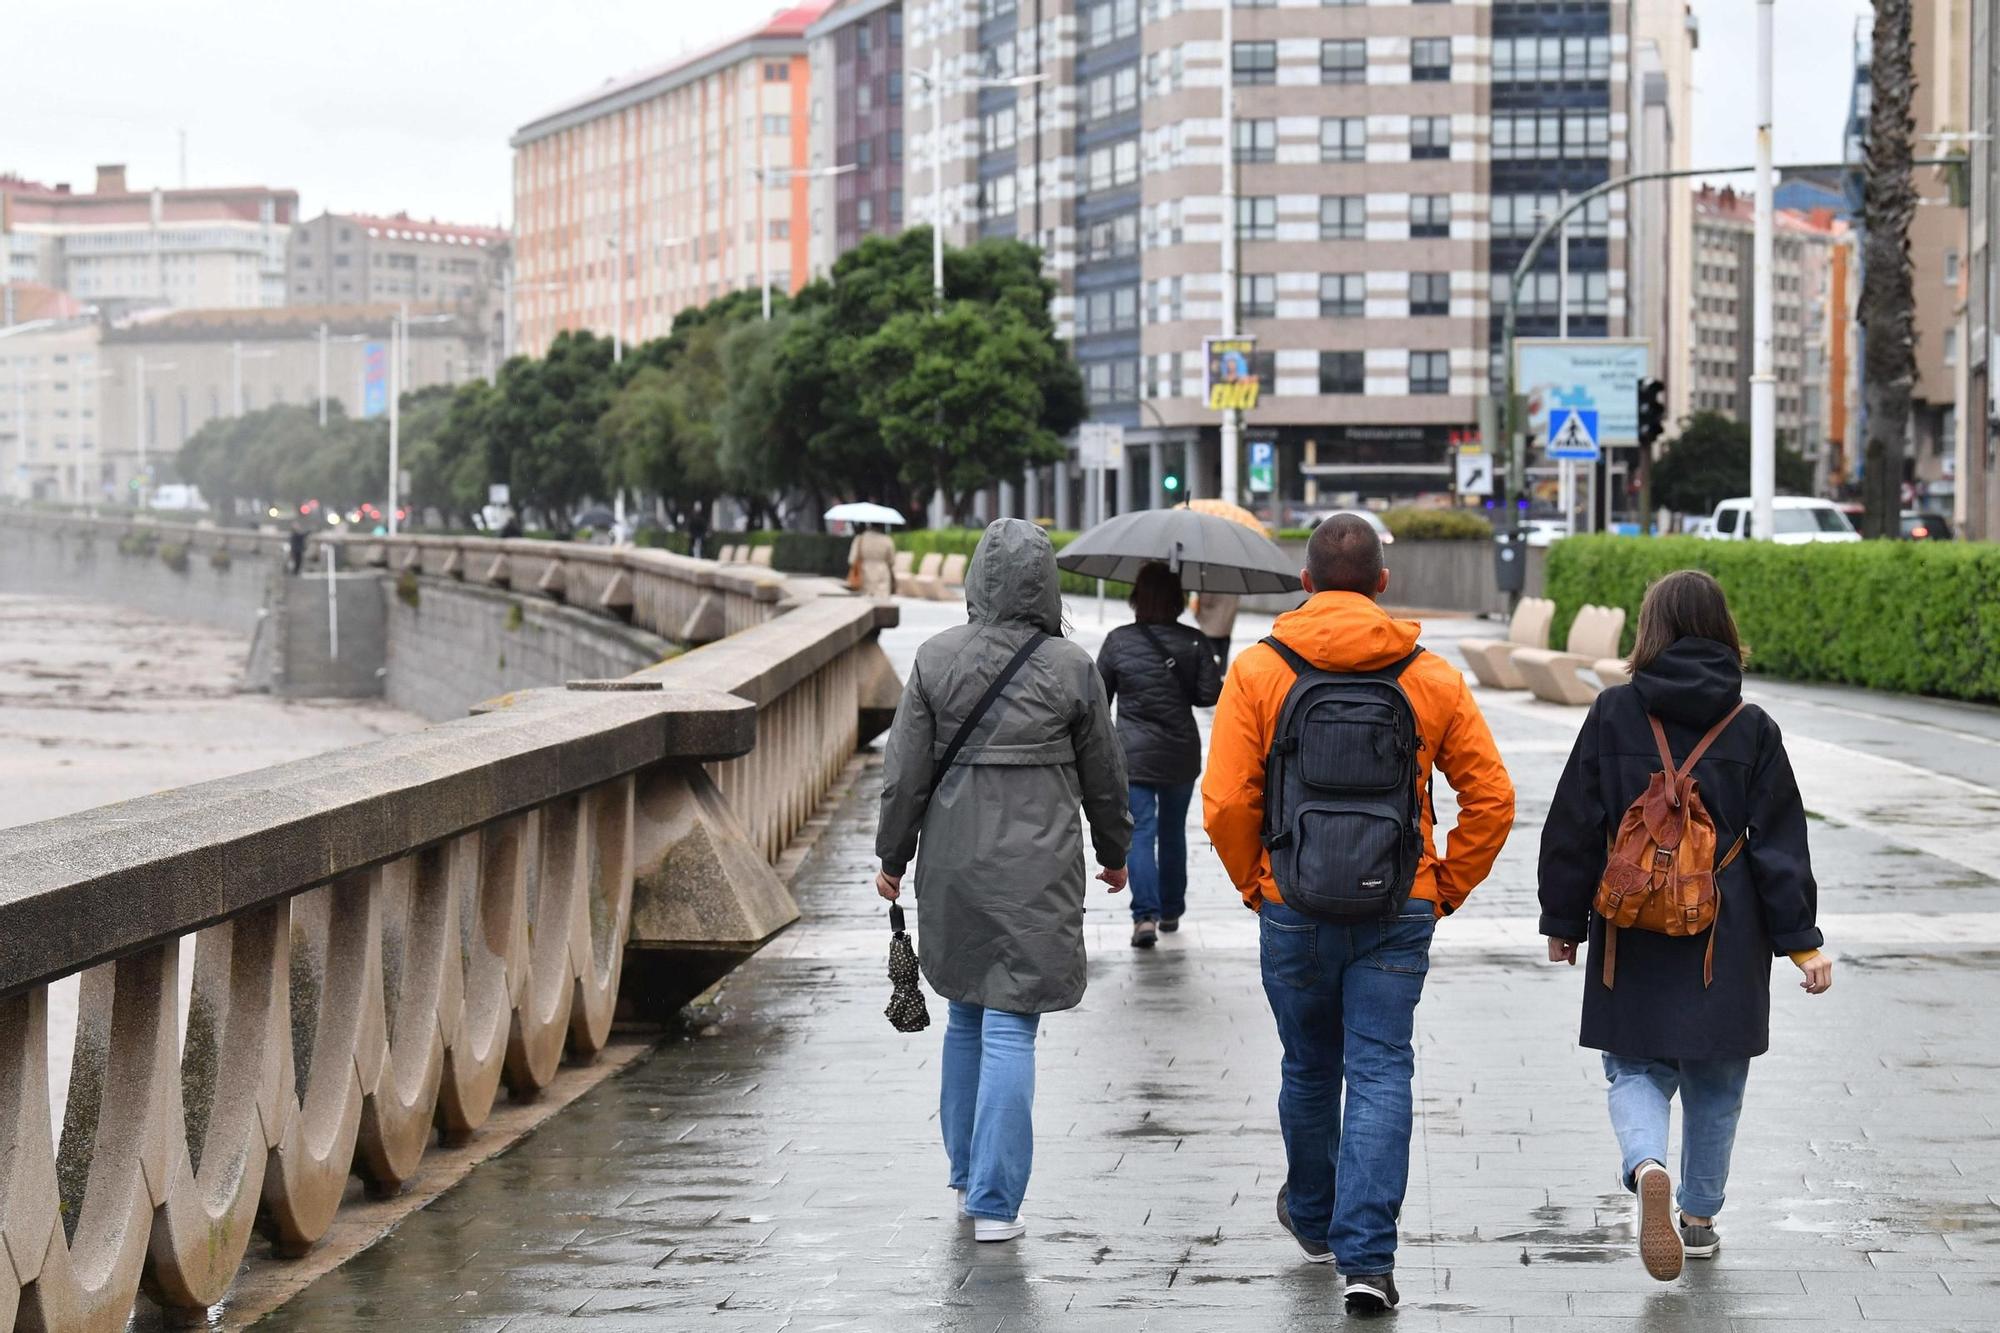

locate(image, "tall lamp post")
(908, 51), (1047, 525)
(387, 308), (456, 535)
(754, 148), (853, 321)
(132, 355), (176, 507)
(1750, 0), (1777, 542)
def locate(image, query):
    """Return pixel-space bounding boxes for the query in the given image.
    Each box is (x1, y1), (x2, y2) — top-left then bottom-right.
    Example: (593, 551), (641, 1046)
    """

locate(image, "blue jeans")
(1603, 1054), (1751, 1218)
(941, 1001), (1041, 1221)
(1260, 897), (1435, 1276)
(1127, 782), (1194, 922)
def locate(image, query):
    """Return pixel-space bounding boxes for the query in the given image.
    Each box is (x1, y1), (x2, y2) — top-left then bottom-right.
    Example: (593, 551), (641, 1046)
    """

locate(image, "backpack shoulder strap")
(1677, 702), (1747, 780)
(1261, 638), (1424, 683)
(1260, 635), (1313, 677)
(928, 632), (1046, 799)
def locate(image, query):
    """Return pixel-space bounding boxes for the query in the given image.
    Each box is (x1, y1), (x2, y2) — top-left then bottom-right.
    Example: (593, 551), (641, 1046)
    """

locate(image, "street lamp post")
(1219, 0), (1240, 507)
(132, 355), (175, 506)
(1750, 0), (1777, 543)
(387, 308), (456, 535)
(753, 156), (852, 321)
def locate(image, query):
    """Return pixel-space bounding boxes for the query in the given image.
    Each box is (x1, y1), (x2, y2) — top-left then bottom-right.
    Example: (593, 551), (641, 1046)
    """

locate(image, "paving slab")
(251, 610), (2000, 1331)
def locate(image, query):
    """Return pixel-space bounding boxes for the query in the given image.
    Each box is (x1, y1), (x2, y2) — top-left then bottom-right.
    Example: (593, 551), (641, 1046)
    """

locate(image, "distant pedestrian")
(847, 522), (897, 598)
(287, 521), (308, 576)
(1192, 591), (1241, 670)
(1539, 570), (1832, 1283)
(1202, 514), (1515, 1312)
(1095, 562), (1222, 948)
(876, 519), (1133, 1244)
(498, 513), (523, 541)
(687, 506), (711, 561)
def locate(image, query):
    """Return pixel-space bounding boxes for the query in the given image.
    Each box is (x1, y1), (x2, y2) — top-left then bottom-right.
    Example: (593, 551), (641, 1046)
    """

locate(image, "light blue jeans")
(942, 1000), (1041, 1221)
(1603, 1054), (1752, 1218)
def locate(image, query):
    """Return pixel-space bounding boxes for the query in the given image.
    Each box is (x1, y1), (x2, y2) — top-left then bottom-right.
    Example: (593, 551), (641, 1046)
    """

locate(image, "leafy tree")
(1860, 0), (1917, 538)
(1651, 412), (1815, 517)
(855, 301), (1071, 520)
(403, 381), (493, 526)
(483, 330), (616, 526)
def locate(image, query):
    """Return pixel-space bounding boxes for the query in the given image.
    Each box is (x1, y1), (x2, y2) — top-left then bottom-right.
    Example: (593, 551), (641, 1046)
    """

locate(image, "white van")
(1703, 497), (1859, 544)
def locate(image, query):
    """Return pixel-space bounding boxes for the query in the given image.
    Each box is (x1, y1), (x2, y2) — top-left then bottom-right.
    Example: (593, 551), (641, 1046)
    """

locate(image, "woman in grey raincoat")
(875, 519), (1133, 1243)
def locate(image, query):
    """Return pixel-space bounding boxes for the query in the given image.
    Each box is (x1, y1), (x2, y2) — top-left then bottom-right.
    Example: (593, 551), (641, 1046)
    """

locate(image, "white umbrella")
(823, 501), (907, 527)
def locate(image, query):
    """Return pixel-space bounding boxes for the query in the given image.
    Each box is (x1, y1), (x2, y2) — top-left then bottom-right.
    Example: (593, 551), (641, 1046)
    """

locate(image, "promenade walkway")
(255, 601), (2000, 1331)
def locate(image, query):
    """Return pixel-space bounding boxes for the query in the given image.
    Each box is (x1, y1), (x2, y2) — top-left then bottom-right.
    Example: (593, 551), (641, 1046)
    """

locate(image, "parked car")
(1702, 497), (1860, 544)
(1521, 519), (1568, 548)
(1902, 510), (1954, 541)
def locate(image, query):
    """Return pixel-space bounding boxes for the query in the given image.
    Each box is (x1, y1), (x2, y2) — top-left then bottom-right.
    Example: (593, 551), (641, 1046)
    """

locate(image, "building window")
(1238, 273), (1277, 319)
(1945, 327), (1960, 365)
(1410, 351), (1450, 395)
(1493, 110), (1610, 161)
(981, 0), (1017, 17)
(1945, 249), (1962, 285)
(1320, 117), (1366, 164)
(1409, 272), (1450, 316)
(1085, 139), (1140, 192)
(1494, 193), (1608, 239)
(980, 174), (1018, 219)
(1320, 273), (1364, 318)
(857, 198), (875, 229)
(857, 140), (875, 167)
(1083, 0), (1139, 49)
(1080, 286), (1140, 335)
(1234, 41), (1278, 85)
(1410, 195), (1450, 238)
(888, 71), (902, 104)
(1411, 116), (1451, 161)
(1411, 37), (1451, 82)
(1321, 39), (1365, 84)
(856, 24), (872, 54)
(889, 129), (904, 162)
(1236, 196), (1278, 242)
(1086, 214), (1140, 262)
(1234, 119), (1277, 164)
(764, 62), (789, 81)
(1085, 66), (1140, 121)
(1321, 194), (1365, 241)
(982, 106), (1018, 153)
(1493, 35), (1610, 85)
(1320, 351), (1365, 395)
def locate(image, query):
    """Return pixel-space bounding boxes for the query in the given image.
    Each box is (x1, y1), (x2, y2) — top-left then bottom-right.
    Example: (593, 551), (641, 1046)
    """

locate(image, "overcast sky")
(5, 1), (1875, 227)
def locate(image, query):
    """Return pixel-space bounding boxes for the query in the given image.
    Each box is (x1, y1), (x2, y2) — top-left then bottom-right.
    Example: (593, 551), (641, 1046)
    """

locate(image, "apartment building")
(96, 305), (485, 498)
(806, 0), (907, 277)
(1686, 187), (1849, 475)
(509, 5), (827, 357)
(286, 212), (508, 356)
(0, 165), (296, 314)
(0, 317), (105, 503)
(901, 0), (1688, 522)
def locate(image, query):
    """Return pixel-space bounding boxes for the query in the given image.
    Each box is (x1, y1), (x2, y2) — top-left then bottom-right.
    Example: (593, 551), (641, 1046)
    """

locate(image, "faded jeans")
(942, 1000), (1041, 1221)
(1127, 782), (1195, 923)
(1603, 1054), (1752, 1218)
(1260, 898), (1435, 1276)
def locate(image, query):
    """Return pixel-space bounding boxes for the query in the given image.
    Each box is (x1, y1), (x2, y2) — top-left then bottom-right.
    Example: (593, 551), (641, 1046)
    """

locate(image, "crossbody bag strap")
(927, 632), (1047, 800)
(1139, 624), (1196, 705)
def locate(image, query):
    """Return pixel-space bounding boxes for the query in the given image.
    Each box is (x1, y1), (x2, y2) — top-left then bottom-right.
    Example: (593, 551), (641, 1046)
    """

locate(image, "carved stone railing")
(0, 533), (900, 1328)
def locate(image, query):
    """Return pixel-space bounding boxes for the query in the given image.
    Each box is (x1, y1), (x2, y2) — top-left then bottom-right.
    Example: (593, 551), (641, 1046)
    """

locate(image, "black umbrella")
(572, 506), (617, 530)
(1056, 507), (1303, 594)
(884, 903), (930, 1033)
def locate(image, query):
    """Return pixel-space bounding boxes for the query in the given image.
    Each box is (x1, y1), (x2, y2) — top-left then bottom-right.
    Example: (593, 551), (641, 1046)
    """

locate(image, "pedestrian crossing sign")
(1547, 408), (1600, 461)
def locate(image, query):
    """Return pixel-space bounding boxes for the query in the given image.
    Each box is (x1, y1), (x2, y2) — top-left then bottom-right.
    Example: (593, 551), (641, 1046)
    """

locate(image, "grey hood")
(966, 519), (1063, 636)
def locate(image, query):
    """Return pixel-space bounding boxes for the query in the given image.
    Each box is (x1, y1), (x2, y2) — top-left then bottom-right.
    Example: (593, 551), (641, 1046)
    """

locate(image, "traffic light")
(1163, 473), (1181, 494)
(1637, 378), (1666, 446)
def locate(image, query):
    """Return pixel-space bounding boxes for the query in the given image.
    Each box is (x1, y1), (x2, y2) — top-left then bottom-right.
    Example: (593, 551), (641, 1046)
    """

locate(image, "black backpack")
(1259, 637), (1426, 921)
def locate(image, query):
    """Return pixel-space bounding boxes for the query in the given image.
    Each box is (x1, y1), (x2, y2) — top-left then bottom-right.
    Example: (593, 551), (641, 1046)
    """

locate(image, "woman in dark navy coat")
(1539, 570), (1834, 1283)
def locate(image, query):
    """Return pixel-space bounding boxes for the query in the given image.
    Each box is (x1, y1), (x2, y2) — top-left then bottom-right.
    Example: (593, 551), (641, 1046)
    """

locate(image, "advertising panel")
(1203, 336), (1261, 412)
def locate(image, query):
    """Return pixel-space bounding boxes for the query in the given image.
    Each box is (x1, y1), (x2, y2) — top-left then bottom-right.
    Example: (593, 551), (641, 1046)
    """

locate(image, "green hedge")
(1545, 535), (2000, 702)
(1276, 507), (1492, 544)
(892, 527), (1120, 596)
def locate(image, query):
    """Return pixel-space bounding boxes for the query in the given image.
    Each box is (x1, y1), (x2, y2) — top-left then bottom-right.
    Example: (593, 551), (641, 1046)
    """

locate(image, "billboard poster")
(362, 341), (388, 419)
(1203, 336), (1261, 412)
(1515, 338), (1649, 445)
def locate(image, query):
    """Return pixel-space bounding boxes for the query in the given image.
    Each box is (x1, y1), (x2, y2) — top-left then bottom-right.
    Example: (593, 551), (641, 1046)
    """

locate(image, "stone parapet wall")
(0, 516), (281, 639)
(0, 510), (902, 1331)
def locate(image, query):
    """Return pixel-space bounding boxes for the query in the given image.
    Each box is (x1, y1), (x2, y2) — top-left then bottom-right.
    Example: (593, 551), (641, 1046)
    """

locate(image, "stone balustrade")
(0, 513), (902, 1330)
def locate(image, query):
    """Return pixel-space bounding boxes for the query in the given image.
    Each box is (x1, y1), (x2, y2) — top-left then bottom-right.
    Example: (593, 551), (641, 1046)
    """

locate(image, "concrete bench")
(748, 545), (774, 568)
(714, 544), (740, 565)
(1458, 597), (1554, 690)
(1514, 604), (1629, 706)
(903, 551), (945, 600)
(940, 552), (968, 596)
(1594, 656), (1633, 690)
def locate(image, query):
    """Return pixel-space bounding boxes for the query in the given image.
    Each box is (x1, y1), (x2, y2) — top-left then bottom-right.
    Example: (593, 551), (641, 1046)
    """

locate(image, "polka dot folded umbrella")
(884, 902), (931, 1033)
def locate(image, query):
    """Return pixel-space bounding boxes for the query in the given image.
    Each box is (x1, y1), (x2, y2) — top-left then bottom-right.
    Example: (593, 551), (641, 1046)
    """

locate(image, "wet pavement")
(254, 599), (2000, 1331)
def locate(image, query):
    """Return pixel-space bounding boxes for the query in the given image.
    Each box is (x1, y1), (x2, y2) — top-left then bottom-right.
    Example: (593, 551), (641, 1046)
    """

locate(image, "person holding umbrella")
(875, 519), (1133, 1243)
(1096, 562), (1223, 948)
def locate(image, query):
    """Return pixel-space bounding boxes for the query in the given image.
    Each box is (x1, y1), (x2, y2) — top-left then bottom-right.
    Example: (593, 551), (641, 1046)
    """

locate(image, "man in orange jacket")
(1202, 514), (1514, 1312)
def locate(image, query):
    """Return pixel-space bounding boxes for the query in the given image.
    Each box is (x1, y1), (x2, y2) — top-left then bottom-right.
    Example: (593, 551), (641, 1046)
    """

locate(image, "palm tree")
(1859, 0), (1917, 539)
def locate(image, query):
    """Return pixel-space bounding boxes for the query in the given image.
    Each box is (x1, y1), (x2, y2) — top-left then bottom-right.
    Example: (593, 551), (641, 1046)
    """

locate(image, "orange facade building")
(509, 4), (825, 357)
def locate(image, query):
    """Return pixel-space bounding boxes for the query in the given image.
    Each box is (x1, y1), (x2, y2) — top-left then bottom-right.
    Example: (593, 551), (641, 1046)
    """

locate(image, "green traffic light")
(1163, 475), (1181, 492)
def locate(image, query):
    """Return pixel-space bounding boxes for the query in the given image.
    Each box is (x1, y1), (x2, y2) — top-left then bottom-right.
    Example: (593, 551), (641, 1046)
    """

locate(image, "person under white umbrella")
(827, 502), (906, 598)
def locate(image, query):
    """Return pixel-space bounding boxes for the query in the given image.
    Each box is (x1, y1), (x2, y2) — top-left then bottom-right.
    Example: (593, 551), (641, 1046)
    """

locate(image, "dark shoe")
(1679, 1212), (1721, 1260)
(1131, 919), (1158, 949)
(1275, 1185), (1335, 1264)
(1342, 1272), (1399, 1314)
(1159, 916), (1180, 933)
(1634, 1160), (1684, 1281)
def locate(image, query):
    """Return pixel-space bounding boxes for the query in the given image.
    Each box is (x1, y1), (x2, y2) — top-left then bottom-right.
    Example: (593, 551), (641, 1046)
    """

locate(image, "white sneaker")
(955, 1189), (970, 1220)
(974, 1216), (1027, 1243)
(1634, 1161), (1684, 1282)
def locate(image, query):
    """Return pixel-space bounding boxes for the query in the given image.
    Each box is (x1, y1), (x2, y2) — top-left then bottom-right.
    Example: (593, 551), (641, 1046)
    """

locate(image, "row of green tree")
(176, 230), (1085, 530)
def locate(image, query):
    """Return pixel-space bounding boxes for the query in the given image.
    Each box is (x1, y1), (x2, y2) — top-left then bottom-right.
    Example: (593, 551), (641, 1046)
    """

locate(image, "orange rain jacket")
(1201, 591), (1516, 916)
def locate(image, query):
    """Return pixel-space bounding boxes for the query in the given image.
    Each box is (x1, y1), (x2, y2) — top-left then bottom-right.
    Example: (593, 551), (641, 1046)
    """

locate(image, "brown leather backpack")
(1593, 703), (1746, 989)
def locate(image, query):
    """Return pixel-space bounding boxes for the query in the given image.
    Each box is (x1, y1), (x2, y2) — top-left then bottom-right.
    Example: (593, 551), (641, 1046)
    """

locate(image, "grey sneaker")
(1159, 916), (1181, 933)
(1275, 1185), (1335, 1264)
(1679, 1213), (1721, 1259)
(1342, 1272), (1400, 1315)
(1131, 919), (1158, 949)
